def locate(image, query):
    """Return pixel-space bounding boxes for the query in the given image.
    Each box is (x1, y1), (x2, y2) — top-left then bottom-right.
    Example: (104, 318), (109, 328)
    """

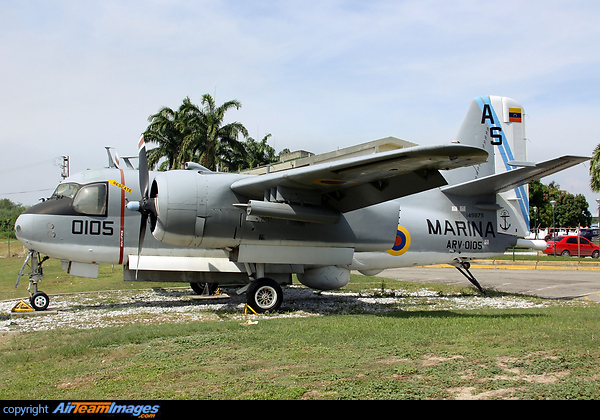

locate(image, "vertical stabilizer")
(445, 95), (530, 236)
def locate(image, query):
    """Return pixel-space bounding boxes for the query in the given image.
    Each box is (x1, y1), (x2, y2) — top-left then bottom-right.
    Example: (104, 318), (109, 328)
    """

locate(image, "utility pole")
(596, 198), (600, 259)
(551, 200), (556, 257)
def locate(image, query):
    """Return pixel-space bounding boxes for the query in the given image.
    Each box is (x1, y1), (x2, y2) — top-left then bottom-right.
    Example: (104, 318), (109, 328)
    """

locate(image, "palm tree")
(143, 105), (185, 170)
(143, 95), (249, 171)
(244, 133), (278, 169)
(590, 144), (600, 192)
(178, 94), (248, 171)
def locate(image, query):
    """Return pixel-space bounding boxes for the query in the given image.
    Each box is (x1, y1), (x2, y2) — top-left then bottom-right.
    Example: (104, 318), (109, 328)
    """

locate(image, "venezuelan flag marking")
(508, 107), (522, 123)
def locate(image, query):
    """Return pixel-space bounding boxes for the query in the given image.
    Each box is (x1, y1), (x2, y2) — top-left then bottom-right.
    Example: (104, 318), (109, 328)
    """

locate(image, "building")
(241, 136), (417, 175)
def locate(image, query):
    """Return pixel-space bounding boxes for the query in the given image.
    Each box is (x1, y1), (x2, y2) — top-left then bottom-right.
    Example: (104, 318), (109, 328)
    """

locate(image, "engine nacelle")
(150, 171), (249, 248)
(296, 266), (350, 290)
(151, 170), (208, 247)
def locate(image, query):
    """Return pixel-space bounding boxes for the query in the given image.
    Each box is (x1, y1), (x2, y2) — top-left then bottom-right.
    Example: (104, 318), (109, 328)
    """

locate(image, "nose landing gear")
(16, 251), (50, 311)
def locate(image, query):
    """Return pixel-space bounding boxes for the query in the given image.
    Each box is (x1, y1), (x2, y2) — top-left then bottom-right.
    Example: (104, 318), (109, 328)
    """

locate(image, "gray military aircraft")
(14, 95), (588, 313)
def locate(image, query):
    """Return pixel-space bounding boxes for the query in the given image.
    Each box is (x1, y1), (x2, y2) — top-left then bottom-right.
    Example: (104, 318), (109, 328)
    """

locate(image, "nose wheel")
(30, 291), (50, 311)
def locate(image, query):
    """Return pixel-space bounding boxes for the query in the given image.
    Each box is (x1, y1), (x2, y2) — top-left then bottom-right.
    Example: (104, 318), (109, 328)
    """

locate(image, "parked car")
(543, 235), (600, 258)
(579, 228), (600, 241)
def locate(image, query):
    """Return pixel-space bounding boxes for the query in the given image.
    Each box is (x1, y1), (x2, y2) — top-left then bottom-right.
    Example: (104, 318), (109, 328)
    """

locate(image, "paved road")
(380, 262), (600, 301)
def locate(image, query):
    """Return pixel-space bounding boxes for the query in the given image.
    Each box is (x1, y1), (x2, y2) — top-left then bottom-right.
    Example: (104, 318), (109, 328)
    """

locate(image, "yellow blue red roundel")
(387, 225), (411, 256)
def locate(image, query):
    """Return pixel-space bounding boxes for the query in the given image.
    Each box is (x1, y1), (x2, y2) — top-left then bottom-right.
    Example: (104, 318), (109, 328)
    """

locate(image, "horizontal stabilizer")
(442, 155), (589, 196)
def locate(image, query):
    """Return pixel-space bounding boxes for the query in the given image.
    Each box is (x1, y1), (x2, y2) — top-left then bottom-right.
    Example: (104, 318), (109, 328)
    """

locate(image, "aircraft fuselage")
(15, 167), (515, 276)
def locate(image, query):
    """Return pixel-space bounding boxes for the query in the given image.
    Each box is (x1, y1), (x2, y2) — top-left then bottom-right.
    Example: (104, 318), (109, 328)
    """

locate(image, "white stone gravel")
(0, 285), (554, 333)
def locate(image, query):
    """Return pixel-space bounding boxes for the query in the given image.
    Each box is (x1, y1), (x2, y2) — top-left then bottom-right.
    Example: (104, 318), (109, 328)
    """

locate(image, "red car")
(543, 235), (600, 258)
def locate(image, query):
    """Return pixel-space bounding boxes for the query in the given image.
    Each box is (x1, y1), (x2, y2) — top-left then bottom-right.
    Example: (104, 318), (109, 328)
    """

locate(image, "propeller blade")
(136, 213), (148, 279)
(131, 134), (152, 279)
(138, 134), (149, 199)
(138, 213), (148, 257)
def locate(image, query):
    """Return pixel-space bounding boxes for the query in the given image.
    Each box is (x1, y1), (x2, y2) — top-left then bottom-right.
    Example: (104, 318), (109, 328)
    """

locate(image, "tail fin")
(445, 95), (530, 236)
(448, 95), (527, 183)
(444, 96), (588, 238)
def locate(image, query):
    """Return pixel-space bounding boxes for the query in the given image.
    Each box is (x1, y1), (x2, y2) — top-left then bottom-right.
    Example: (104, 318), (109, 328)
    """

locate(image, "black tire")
(190, 282), (218, 295)
(561, 250), (571, 257)
(30, 291), (49, 311)
(592, 250), (599, 259)
(246, 278), (283, 313)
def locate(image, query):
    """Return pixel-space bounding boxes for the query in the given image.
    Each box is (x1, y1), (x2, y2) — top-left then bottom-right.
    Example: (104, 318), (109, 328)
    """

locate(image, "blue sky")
(1, 0), (600, 209)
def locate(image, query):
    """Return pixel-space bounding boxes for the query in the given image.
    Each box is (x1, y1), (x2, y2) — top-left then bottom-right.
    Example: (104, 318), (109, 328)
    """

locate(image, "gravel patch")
(0, 286), (554, 333)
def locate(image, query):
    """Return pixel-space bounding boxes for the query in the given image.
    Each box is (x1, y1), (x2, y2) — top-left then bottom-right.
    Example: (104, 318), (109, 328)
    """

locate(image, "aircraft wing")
(231, 144), (487, 213)
(441, 155), (589, 196)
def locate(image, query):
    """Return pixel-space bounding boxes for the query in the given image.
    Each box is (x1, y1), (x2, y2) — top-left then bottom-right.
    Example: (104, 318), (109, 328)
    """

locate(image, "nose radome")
(14, 213), (31, 245)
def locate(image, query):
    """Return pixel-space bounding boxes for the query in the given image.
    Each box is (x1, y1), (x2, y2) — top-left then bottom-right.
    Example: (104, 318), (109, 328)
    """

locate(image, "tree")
(144, 105), (186, 170)
(529, 180), (592, 229)
(178, 94), (248, 171)
(0, 198), (27, 239)
(243, 133), (279, 168)
(590, 143), (600, 192)
(555, 190), (592, 228)
(143, 94), (249, 171)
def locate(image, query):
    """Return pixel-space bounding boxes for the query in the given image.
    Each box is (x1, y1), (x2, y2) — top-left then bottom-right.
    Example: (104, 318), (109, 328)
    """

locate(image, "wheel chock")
(243, 304), (258, 315)
(12, 300), (34, 313)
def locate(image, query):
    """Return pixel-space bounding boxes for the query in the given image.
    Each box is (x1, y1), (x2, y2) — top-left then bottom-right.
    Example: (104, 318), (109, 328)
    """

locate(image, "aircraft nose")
(14, 213), (33, 246)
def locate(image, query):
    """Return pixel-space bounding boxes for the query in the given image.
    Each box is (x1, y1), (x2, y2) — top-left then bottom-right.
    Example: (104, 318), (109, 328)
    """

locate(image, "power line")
(0, 159), (55, 175)
(0, 188), (54, 196)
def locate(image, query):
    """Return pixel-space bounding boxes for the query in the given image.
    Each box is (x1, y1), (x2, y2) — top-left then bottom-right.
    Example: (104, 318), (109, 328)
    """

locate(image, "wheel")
(30, 291), (49, 311)
(246, 278), (283, 313)
(561, 250), (571, 257)
(592, 250), (599, 259)
(190, 282), (218, 295)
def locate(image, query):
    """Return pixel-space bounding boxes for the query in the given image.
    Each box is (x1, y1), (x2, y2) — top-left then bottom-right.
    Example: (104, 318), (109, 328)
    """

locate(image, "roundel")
(387, 225), (411, 256)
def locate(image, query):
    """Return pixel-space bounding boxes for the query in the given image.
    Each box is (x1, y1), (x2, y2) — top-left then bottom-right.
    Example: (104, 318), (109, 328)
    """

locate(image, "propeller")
(126, 135), (157, 275)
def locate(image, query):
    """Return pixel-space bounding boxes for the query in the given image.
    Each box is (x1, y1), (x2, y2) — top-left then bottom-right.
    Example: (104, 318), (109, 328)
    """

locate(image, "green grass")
(1, 241), (600, 400)
(2, 304), (599, 400)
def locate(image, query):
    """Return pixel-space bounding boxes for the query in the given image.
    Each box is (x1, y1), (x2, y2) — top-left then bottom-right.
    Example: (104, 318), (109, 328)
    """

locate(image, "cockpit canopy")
(44, 182), (108, 216)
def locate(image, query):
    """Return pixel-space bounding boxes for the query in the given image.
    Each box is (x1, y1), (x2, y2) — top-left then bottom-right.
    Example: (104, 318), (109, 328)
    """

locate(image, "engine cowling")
(150, 171), (248, 248)
(296, 266), (350, 290)
(151, 170), (207, 247)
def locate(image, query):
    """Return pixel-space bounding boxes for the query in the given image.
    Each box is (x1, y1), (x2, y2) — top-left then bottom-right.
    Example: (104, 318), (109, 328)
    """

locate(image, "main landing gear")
(246, 278), (283, 313)
(16, 251), (51, 311)
(454, 260), (487, 296)
(190, 277), (284, 314)
(188, 263), (285, 314)
(239, 263), (284, 313)
(242, 262), (284, 313)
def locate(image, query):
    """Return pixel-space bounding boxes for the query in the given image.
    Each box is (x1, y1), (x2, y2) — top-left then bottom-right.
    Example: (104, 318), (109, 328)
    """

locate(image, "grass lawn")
(1, 241), (599, 400)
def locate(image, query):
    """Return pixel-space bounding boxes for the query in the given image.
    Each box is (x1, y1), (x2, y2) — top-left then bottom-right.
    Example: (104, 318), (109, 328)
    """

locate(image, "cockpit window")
(72, 183), (108, 216)
(52, 183), (80, 199)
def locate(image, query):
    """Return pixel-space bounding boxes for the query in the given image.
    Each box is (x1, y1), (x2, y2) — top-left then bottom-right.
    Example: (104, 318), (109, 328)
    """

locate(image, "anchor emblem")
(499, 210), (511, 231)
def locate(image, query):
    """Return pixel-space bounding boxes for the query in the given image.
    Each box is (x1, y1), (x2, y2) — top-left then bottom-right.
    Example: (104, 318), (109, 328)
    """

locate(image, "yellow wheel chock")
(243, 304), (258, 315)
(12, 300), (34, 313)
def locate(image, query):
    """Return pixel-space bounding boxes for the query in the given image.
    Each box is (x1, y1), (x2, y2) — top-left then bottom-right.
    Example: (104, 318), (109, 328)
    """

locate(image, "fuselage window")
(73, 183), (108, 216)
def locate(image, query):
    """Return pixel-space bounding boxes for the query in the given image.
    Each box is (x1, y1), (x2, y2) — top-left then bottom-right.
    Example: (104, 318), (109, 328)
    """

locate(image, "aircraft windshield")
(72, 183), (108, 216)
(52, 183), (80, 199)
